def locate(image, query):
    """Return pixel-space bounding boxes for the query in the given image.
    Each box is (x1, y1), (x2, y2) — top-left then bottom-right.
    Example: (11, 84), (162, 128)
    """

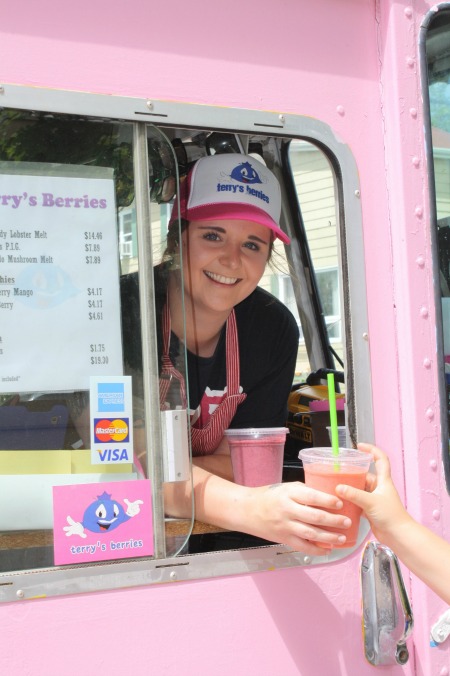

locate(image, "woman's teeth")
(205, 271), (238, 285)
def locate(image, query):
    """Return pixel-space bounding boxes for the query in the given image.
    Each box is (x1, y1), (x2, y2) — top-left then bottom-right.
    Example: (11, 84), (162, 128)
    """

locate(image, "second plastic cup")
(298, 447), (372, 548)
(224, 427), (288, 487)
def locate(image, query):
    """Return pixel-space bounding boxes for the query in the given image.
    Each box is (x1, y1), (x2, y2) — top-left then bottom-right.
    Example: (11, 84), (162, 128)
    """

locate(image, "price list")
(0, 167), (123, 393)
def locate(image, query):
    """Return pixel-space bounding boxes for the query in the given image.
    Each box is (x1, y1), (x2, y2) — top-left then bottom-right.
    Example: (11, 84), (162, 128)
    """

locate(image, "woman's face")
(181, 219), (271, 316)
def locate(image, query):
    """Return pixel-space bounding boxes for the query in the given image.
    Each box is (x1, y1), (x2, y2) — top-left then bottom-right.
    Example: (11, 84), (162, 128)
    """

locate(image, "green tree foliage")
(0, 109), (134, 206)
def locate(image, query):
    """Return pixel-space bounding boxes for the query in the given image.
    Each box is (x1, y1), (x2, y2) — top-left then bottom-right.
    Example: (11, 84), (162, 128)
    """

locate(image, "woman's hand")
(241, 480), (352, 555)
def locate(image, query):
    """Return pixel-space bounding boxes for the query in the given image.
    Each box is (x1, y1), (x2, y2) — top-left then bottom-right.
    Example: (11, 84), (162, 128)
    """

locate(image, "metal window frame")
(420, 4), (450, 493)
(0, 84), (373, 602)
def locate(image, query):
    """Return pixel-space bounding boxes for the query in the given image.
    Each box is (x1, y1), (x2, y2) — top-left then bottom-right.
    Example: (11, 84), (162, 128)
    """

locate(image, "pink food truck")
(1, 1), (450, 674)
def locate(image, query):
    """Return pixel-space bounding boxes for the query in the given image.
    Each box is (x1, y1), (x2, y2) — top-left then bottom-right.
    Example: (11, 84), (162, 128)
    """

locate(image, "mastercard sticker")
(94, 418), (130, 443)
(90, 377), (133, 465)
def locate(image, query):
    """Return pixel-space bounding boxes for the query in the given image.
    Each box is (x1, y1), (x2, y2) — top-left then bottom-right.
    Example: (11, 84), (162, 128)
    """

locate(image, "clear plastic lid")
(299, 447), (372, 468)
(224, 427), (289, 439)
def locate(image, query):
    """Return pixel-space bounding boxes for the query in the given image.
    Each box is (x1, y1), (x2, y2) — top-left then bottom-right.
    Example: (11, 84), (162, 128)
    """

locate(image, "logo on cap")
(216, 161), (270, 205)
(229, 162), (262, 185)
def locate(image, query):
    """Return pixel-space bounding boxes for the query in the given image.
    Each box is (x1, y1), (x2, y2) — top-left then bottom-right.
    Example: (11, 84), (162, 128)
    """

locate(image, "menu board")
(0, 163), (124, 393)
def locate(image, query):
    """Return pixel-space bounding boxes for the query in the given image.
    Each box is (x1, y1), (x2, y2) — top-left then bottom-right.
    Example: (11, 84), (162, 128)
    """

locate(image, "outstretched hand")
(335, 443), (411, 544)
(63, 516), (86, 538)
(336, 442), (450, 605)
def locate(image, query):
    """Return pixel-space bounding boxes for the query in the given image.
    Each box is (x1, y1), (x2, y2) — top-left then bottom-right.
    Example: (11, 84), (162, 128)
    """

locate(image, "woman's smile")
(204, 270), (241, 286)
(181, 218), (270, 316)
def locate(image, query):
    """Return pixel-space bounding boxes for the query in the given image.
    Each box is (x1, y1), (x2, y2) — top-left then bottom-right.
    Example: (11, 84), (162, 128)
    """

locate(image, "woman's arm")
(191, 436), (234, 480)
(164, 464), (352, 556)
(336, 443), (450, 605)
(139, 422), (350, 555)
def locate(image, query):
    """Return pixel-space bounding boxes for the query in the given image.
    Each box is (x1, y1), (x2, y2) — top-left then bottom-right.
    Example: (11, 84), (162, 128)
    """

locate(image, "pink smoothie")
(227, 434), (286, 487)
(303, 462), (367, 547)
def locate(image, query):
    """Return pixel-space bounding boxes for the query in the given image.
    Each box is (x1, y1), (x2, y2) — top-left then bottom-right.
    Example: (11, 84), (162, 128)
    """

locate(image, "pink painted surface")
(359, 4), (450, 674)
(0, 562), (394, 676)
(0, 0), (378, 131)
(1, 0), (449, 674)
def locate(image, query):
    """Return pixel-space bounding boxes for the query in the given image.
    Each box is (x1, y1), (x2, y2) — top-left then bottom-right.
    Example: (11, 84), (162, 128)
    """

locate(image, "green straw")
(327, 373), (340, 470)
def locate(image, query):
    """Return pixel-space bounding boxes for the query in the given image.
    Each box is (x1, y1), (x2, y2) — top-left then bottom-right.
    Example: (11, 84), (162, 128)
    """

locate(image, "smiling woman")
(125, 152), (355, 553)
(173, 219), (271, 351)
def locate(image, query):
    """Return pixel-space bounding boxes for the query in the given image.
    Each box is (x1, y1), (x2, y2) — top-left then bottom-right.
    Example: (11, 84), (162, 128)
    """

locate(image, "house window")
(316, 268), (341, 341)
(278, 268), (340, 342)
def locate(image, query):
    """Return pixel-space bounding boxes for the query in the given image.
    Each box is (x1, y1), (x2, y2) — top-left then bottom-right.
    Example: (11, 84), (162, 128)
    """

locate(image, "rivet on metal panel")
(146, 100), (153, 110)
(410, 108), (417, 118)
(415, 206), (423, 218)
(430, 458), (437, 470)
(420, 307), (429, 319)
(423, 357), (431, 368)
(412, 156), (420, 167)
(404, 7), (413, 18)
(16, 589), (24, 599)
(169, 571), (177, 580)
(416, 256), (425, 268)
(362, 332), (369, 341)
(336, 105), (345, 116)
(303, 556), (312, 564)
(406, 57), (415, 68)
(354, 190), (360, 198)
(278, 114), (285, 125)
(432, 510), (441, 521)
(425, 407), (434, 420)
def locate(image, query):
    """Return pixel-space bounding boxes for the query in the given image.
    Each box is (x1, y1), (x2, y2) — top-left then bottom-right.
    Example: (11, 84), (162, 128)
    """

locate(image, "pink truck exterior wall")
(1, 0), (449, 673)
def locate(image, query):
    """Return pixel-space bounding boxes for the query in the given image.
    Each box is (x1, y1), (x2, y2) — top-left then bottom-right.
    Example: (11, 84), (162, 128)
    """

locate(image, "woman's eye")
(243, 241), (260, 251)
(203, 232), (220, 241)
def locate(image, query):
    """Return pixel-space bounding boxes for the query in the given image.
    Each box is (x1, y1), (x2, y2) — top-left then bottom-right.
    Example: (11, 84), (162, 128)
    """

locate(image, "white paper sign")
(0, 164), (123, 393)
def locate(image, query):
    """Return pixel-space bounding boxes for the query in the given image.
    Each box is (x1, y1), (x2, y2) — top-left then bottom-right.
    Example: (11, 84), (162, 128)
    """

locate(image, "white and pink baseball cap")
(169, 153), (290, 244)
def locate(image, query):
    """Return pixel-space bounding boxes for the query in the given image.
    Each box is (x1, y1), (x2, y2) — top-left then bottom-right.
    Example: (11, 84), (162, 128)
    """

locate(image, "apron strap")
(159, 302), (187, 408)
(159, 301), (246, 454)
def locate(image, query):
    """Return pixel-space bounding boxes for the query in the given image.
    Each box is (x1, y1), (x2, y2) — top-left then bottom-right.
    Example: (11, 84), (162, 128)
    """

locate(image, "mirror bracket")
(361, 541), (414, 666)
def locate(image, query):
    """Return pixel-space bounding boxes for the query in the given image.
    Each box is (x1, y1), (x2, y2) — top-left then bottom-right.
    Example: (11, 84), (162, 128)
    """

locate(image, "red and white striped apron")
(159, 303), (246, 455)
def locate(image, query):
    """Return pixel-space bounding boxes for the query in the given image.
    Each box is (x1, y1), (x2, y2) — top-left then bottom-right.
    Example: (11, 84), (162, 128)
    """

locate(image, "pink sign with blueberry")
(53, 479), (153, 565)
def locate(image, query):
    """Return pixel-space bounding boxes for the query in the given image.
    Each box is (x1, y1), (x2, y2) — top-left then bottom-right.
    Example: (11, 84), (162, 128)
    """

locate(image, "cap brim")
(186, 203), (291, 244)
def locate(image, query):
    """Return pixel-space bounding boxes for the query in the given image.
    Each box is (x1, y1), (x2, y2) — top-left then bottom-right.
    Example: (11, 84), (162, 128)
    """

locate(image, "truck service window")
(0, 93), (373, 600)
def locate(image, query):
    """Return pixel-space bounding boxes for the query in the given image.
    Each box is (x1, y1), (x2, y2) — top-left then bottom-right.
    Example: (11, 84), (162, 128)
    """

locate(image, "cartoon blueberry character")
(229, 161), (262, 185)
(15, 264), (79, 309)
(63, 491), (143, 539)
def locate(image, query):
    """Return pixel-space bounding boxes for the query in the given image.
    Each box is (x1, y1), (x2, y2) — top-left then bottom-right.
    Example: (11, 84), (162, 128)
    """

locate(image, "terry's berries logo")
(94, 418), (129, 443)
(229, 161), (262, 185)
(217, 161), (270, 205)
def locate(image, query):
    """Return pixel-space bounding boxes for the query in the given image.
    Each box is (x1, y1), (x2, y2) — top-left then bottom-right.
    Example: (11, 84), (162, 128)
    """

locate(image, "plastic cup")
(224, 427), (288, 487)
(298, 447), (372, 548)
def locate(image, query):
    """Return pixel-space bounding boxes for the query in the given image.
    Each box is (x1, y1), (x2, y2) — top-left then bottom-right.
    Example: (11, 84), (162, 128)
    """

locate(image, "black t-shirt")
(120, 268), (299, 429)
